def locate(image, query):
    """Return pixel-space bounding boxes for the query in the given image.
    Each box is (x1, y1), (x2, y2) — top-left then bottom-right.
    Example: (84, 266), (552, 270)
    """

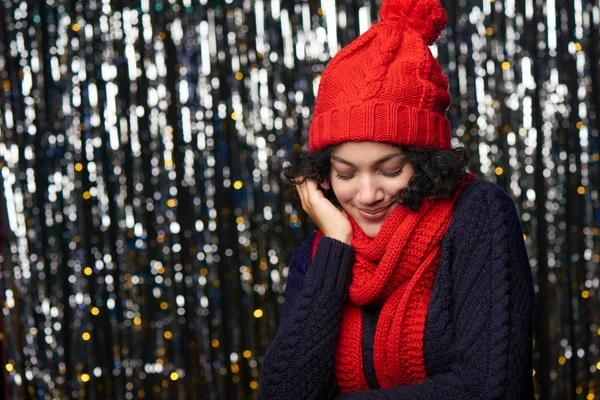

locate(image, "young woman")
(259, 0), (534, 398)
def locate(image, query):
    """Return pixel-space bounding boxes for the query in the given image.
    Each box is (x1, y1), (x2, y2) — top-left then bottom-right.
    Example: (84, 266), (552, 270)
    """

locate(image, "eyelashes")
(335, 174), (355, 180)
(381, 169), (404, 177)
(335, 169), (404, 180)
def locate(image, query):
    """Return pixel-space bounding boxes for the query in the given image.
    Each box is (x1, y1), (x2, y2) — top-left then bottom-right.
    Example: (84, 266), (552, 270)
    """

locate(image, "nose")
(356, 175), (384, 205)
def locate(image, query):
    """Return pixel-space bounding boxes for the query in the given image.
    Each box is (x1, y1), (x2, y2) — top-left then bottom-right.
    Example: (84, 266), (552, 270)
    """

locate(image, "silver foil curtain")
(0, 0), (598, 399)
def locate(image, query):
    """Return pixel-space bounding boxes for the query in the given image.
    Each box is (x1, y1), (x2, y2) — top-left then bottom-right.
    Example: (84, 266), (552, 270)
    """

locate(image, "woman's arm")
(336, 186), (535, 400)
(260, 235), (355, 400)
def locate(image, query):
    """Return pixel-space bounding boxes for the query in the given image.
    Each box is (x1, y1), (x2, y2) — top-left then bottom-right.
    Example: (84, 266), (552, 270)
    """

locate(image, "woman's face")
(328, 142), (415, 238)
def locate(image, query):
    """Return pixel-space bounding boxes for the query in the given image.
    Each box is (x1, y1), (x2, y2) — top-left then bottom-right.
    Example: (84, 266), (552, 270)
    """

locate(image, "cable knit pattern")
(259, 237), (354, 400)
(259, 179), (534, 399)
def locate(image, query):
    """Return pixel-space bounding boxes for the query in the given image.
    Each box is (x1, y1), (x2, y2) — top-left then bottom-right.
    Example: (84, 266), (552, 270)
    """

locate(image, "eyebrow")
(330, 152), (404, 167)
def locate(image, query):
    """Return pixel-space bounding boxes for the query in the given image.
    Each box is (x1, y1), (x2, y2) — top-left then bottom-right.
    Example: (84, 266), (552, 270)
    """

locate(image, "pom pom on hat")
(380, 0), (447, 45)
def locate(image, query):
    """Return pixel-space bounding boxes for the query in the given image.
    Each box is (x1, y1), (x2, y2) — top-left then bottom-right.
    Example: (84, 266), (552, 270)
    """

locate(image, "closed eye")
(336, 168), (403, 180)
(381, 168), (403, 177)
(335, 173), (355, 180)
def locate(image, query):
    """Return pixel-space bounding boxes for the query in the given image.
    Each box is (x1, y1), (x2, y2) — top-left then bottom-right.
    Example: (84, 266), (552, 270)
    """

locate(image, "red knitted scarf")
(311, 174), (475, 391)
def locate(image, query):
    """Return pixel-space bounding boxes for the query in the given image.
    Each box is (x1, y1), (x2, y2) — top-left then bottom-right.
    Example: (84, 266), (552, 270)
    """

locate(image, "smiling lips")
(356, 205), (390, 221)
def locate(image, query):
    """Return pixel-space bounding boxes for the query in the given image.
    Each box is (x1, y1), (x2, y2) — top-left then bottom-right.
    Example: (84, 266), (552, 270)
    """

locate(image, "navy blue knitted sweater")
(260, 179), (535, 399)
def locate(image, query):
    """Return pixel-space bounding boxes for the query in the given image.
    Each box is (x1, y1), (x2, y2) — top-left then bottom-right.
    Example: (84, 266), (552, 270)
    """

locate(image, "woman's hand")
(295, 178), (353, 245)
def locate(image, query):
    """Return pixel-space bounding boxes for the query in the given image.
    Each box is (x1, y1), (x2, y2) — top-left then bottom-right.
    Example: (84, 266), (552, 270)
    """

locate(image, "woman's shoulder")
(442, 178), (530, 289)
(454, 177), (518, 218)
(447, 177), (522, 240)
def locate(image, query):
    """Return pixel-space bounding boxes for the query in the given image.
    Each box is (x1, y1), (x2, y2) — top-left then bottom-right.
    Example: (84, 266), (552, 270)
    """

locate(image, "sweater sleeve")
(336, 185), (535, 400)
(259, 235), (355, 400)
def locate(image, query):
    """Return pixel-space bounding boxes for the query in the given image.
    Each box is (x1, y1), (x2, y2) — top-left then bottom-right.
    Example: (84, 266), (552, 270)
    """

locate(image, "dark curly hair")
(283, 144), (470, 212)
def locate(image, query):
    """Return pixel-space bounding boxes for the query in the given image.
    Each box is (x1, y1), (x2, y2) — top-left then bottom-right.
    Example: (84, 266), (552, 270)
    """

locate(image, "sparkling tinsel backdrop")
(0, 0), (598, 399)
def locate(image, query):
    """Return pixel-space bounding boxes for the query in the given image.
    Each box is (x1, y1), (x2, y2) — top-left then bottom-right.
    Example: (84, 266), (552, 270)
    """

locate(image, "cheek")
(386, 174), (413, 195)
(330, 181), (354, 203)
(392, 165), (415, 190)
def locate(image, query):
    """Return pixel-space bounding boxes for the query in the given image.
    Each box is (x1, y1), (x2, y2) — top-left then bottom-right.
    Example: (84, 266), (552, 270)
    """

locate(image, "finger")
(296, 179), (308, 209)
(300, 181), (312, 209)
(304, 179), (323, 206)
(304, 179), (318, 191)
(294, 176), (304, 196)
(295, 176), (309, 186)
(304, 179), (325, 203)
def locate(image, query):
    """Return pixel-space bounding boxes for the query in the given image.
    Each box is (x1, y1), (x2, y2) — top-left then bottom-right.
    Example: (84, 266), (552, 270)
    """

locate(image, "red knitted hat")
(308, 0), (452, 152)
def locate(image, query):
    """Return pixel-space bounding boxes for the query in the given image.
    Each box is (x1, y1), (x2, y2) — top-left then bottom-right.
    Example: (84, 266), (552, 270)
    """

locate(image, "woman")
(259, 0), (534, 398)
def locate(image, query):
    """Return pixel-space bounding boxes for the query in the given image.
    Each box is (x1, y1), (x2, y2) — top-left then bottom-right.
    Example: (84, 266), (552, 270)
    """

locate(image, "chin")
(358, 222), (383, 239)
(352, 205), (397, 238)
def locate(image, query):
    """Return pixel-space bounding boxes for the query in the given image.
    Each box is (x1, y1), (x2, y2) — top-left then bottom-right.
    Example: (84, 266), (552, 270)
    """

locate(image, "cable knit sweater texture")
(259, 179), (535, 399)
